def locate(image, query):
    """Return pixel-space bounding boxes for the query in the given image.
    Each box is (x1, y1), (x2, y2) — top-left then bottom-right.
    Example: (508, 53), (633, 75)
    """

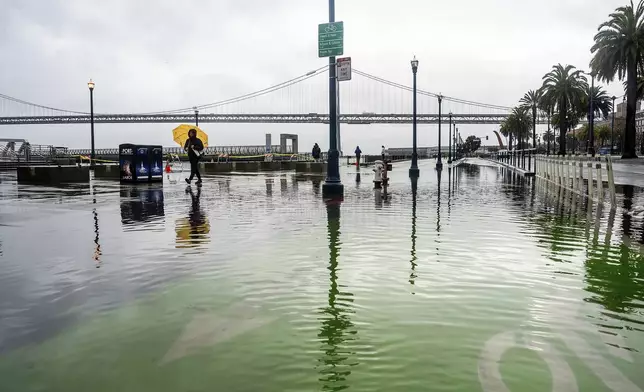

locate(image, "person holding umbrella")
(184, 128), (204, 185)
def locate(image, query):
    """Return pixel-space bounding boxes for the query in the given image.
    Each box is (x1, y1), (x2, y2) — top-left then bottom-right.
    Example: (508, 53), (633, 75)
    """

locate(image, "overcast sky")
(0, 0), (631, 153)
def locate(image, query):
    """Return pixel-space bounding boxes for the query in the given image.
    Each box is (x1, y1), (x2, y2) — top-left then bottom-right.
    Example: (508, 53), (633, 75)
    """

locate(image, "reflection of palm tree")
(318, 202), (358, 391)
(409, 178), (418, 291)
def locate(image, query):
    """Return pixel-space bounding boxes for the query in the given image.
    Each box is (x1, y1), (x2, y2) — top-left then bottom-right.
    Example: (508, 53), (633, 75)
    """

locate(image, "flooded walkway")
(0, 160), (643, 391)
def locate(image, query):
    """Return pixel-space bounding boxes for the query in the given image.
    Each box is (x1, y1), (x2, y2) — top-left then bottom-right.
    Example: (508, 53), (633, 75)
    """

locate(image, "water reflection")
(91, 184), (101, 268)
(519, 174), (644, 339)
(93, 207), (101, 268)
(265, 178), (273, 197)
(318, 201), (358, 391)
(409, 177), (418, 292)
(175, 186), (210, 249)
(436, 170), (442, 235)
(120, 186), (165, 231)
(312, 177), (322, 195)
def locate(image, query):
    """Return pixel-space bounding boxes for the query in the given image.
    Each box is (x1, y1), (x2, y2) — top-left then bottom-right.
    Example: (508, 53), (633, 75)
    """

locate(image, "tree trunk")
(624, 58), (638, 158)
(559, 100), (567, 155)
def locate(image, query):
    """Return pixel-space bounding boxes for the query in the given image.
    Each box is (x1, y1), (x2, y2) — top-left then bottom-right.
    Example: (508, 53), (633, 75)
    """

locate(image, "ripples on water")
(0, 161), (643, 391)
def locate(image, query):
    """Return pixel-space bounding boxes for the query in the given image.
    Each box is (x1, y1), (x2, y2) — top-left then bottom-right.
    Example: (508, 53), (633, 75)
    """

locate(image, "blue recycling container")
(119, 144), (164, 183)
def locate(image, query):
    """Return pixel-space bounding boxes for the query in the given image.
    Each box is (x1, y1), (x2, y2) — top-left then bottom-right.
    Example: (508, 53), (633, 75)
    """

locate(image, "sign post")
(319, 15), (344, 197)
(336, 57), (350, 156)
(337, 57), (351, 81)
(318, 22), (344, 58)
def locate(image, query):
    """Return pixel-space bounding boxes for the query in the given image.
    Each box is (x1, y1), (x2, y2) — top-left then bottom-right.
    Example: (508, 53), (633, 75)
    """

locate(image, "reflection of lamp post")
(409, 57), (420, 178)
(436, 94), (443, 171)
(409, 177), (418, 292)
(319, 201), (356, 390)
(611, 96), (616, 156)
(87, 79), (95, 168)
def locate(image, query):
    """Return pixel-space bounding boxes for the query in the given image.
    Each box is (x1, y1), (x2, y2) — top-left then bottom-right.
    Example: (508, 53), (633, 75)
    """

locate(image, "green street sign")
(318, 22), (344, 58)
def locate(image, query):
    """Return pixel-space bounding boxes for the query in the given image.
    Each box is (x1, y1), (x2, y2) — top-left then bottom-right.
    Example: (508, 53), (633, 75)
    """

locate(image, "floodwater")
(0, 159), (643, 392)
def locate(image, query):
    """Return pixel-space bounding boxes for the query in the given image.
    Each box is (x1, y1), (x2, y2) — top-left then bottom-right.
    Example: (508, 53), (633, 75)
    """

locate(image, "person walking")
(312, 143), (321, 161)
(184, 128), (204, 186)
(354, 145), (362, 166)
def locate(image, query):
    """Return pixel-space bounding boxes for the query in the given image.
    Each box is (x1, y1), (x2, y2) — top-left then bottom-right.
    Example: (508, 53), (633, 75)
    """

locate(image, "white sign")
(337, 57), (351, 81)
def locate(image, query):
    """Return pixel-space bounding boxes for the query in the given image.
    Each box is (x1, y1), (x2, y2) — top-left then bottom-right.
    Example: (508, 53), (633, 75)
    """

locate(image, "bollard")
(571, 156), (578, 192)
(373, 160), (384, 189)
(587, 161), (594, 201)
(605, 156), (617, 205)
(596, 161), (604, 203)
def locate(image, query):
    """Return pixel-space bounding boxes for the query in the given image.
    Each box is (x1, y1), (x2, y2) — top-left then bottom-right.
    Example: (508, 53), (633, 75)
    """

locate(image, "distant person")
(381, 145), (386, 162)
(312, 143), (321, 161)
(184, 128), (204, 186)
(355, 146), (362, 166)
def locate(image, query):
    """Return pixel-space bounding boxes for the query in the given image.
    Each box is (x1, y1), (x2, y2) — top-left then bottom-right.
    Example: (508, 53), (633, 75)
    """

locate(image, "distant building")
(615, 100), (641, 118)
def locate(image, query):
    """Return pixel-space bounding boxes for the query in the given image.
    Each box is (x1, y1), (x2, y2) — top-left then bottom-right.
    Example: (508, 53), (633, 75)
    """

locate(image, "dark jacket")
(355, 147), (362, 156)
(312, 145), (321, 159)
(184, 137), (204, 160)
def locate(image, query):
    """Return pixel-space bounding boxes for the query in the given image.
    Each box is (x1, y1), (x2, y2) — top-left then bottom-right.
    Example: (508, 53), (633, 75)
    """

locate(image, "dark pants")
(188, 157), (201, 182)
(356, 155), (361, 165)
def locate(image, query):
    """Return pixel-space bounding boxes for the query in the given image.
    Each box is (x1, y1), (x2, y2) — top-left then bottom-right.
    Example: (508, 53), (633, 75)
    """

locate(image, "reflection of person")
(188, 186), (206, 230)
(184, 129), (204, 185)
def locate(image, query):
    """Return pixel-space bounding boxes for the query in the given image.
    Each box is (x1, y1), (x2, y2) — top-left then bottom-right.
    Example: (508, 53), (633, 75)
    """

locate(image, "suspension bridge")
(0, 68), (546, 126)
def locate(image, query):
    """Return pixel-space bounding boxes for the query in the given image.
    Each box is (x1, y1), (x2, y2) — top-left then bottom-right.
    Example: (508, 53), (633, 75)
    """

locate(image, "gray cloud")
(0, 0), (631, 153)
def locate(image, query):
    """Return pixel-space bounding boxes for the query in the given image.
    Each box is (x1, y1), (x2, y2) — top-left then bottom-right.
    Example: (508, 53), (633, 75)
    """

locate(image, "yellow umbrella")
(172, 124), (209, 148)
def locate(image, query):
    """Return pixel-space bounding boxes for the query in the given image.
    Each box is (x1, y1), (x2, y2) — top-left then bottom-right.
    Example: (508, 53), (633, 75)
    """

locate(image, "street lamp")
(436, 94), (443, 170)
(448, 113), (453, 164)
(321, 0), (344, 197)
(611, 95), (616, 156)
(584, 71), (596, 156)
(193, 106), (199, 126)
(409, 56), (420, 178)
(87, 79), (95, 168)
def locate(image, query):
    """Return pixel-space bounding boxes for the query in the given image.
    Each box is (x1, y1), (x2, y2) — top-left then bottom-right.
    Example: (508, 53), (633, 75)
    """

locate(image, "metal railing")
(535, 155), (617, 205)
(494, 148), (537, 174)
(66, 145), (295, 157)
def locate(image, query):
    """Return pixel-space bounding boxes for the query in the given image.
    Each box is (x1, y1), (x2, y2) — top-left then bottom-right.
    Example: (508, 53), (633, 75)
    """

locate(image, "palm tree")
(541, 64), (588, 155)
(520, 89), (543, 150)
(584, 85), (613, 120)
(539, 93), (556, 155)
(590, 0), (644, 159)
(513, 106), (532, 148)
(500, 119), (513, 151)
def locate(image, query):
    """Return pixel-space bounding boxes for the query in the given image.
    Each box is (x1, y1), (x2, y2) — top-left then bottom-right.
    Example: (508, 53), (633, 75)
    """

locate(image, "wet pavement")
(0, 160), (643, 391)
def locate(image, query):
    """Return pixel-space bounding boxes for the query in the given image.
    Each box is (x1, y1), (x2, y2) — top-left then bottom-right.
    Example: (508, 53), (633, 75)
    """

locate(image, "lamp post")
(194, 106), (199, 126)
(322, 0), (344, 197)
(587, 72), (596, 157)
(611, 95), (616, 156)
(409, 56), (420, 178)
(547, 108), (551, 156)
(453, 128), (457, 160)
(448, 114), (453, 164)
(87, 79), (95, 168)
(436, 94), (443, 170)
